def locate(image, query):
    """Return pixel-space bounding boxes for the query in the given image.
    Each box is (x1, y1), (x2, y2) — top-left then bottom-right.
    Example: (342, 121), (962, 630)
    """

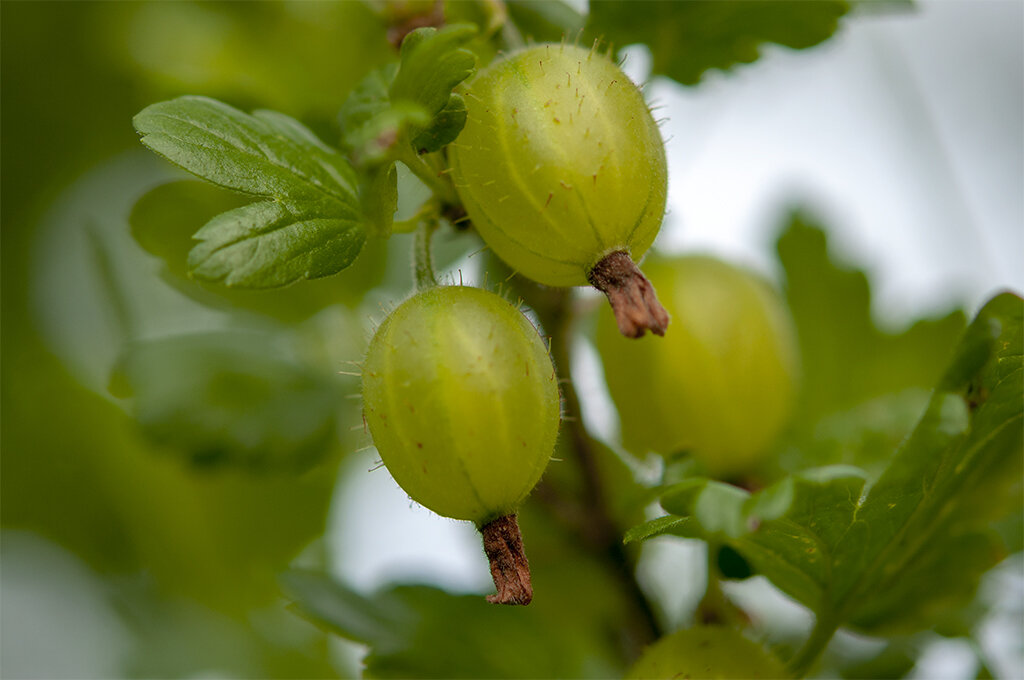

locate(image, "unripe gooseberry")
(627, 626), (786, 679)
(449, 44), (670, 338)
(596, 256), (799, 478)
(361, 285), (559, 604)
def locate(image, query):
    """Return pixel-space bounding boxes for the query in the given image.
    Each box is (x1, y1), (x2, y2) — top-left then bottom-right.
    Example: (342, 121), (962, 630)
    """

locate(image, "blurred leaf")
(114, 331), (341, 471)
(586, 1), (849, 86)
(624, 515), (690, 545)
(283, 571), (620, 679)
(506, 0), (585, 43)
(771, 215), (967, 478)
(779, 214), (967, 427)
(340, 64), (430, 164)
(632, 293), (1023, 635)
(134, 96), (365, 287)
(129, 180), (388, 320)
(626, 626), (786, 679)
(107, 1), (392, 121)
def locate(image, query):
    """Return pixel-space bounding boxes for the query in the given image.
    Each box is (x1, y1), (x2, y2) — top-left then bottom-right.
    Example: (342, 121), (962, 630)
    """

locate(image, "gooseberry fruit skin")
(597, 256), (799, 476)
(362, 285), (559, 526)
(627, 626), (786, 679)
(449, 44), (668, 287)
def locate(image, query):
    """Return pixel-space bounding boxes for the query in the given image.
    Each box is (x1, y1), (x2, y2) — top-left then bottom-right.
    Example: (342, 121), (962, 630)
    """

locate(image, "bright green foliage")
(628, 292), (1023, 636)
(362, 286), (559, 524)
(587, 1), (849, 85)
(597, 256), (799, 476)
(626, 626), (786, 679)
(112, 332), (341, 470)
(449, 44), (668, 287)
(133, 96), (365, 287)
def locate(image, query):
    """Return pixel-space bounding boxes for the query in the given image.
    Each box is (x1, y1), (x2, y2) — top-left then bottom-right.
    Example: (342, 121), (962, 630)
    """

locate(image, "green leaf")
(626, 626), (786, 679)
(390, 24), (477, 119)
(129, 181), (388, 319)
(113, 332), (341, 471)
(773, 215), (967, 480)
(779, 214), (967, 427)
(635, 293), (1023, 635)
(360, 164), (400, 237)
(339, 24), (476, 164)
(282, 571), (621, 678)
(134, 96), (365, 287)
(411, 92), (467, 153)
(623, 515), (691, 545)
(586, 1), (849, 86)
(340, 64), (432, 164)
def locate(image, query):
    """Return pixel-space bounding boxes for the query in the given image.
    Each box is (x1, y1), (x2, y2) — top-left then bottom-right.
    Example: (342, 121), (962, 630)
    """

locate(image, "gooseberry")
(597, 255), (799, 477)
(627, 626), (786, 679)
(361, 285), (560, 604)
(449, 44), (670, 338)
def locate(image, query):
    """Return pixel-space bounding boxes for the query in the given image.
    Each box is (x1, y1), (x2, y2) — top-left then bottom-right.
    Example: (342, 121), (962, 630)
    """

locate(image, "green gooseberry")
(362, 285), (560, 603)
(597, 255), (799, 477)
(627, 626), (786, 679)
(449, 43), (670, 338)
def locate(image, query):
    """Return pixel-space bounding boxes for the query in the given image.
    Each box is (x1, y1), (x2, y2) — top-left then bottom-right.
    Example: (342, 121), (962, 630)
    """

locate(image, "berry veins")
(450, 44), (670, 337)
(362, 285), (560, 604)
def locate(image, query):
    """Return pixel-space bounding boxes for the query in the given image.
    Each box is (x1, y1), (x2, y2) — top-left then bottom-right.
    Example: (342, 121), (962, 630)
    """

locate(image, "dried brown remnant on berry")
(588, 251), (670, 338)
(480, 514), (533, 605)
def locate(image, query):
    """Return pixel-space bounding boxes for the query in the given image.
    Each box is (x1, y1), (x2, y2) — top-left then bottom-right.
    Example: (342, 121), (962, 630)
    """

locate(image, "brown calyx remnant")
(480, 514), (532, 605)
(588, 251), (669, 338)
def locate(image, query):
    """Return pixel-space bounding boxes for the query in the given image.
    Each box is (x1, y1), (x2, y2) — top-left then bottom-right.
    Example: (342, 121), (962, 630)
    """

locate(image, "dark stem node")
(587, 251), (669, 338)
(480, 514), (533, 605)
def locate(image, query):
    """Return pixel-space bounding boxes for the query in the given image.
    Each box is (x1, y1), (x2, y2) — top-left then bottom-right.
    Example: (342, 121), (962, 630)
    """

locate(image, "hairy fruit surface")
(362, 285), (559, 525)
(450, 44), (669, 336)
(597, 256), (799, 476)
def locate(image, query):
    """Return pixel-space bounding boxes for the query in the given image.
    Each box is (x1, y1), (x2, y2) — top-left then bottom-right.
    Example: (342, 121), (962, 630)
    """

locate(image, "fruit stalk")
(480, 514), (533, 605)
(588, 251), (670, 338)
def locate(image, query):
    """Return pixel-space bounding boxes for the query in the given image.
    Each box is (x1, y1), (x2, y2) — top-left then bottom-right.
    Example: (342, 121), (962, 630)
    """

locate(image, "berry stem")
(396, 143), (458, 205)
(412, 219), (439, 291)
(480, 514), (533, 605)
(587, 251), (669, 338)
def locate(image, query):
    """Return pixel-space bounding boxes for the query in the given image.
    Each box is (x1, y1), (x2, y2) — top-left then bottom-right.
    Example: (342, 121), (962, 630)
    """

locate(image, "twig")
(518, 281), (662, 657)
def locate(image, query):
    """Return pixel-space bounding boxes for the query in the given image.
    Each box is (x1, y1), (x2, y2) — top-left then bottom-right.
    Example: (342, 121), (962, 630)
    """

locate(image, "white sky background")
(333, 1), (1022, 674)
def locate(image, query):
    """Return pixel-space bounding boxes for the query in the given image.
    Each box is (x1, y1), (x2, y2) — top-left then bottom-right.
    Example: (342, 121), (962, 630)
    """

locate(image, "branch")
(515, 281), (662, 656)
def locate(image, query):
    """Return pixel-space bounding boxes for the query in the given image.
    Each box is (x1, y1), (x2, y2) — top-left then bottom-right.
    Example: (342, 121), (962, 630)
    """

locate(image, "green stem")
(396, 143), (457, 205)
(696, 542), (738, 626)
(787, 614), (839, 678)
(413, 219), (439, 291)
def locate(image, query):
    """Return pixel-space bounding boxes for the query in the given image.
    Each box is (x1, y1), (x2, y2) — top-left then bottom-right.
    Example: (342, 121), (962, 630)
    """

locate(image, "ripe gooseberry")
(597, 256), (799, 478)
(449, 44), (670, 338)
(361, 285), (559, 604)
